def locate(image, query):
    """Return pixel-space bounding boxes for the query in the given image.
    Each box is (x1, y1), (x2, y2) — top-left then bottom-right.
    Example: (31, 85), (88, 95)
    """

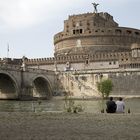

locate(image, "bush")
(64, 97), (84, 113)
(97, 79), (113, 98)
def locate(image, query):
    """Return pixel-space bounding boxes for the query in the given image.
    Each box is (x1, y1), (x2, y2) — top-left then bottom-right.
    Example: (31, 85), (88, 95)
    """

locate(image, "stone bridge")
(0, 64), (56, 100)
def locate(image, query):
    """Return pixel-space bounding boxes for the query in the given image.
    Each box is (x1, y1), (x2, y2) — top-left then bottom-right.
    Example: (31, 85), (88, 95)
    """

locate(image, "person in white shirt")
(116, 97), (125, 113)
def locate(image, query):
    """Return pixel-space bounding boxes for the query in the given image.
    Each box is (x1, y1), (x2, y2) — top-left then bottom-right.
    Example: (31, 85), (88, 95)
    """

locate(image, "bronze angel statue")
(92, 3), (99, 13)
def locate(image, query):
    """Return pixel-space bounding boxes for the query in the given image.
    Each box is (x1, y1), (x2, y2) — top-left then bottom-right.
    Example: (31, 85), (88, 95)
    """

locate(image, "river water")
(0, 98), (139, 113)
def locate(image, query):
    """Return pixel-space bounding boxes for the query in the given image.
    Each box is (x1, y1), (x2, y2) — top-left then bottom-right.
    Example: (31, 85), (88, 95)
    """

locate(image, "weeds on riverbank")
(64, 93), (84, 113)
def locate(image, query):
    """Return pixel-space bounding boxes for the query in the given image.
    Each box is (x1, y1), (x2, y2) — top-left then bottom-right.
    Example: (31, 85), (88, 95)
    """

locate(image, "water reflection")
(0, 98), (139, 113)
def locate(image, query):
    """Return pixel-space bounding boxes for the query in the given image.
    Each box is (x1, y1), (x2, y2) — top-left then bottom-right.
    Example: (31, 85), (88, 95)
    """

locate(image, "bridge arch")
(31, 75), (53, 99)
(0, 72), (19, 99)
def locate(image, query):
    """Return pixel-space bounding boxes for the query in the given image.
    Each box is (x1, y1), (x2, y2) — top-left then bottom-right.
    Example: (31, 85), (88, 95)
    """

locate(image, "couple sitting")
(106, 97), (125, 113)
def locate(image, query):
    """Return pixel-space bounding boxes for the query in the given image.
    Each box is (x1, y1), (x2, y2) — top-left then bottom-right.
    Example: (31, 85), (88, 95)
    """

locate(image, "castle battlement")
(24, 51), (132, 66)
(25, 57), (55, 65)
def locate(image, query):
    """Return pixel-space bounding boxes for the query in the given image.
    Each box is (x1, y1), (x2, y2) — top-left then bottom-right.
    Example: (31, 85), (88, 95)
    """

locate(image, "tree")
(97, 79), (113, 98)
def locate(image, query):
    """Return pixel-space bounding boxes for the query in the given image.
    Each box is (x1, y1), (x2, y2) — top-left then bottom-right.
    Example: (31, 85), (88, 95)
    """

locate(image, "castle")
(26, 11), (140, 71)
(1, 6), (140, 98)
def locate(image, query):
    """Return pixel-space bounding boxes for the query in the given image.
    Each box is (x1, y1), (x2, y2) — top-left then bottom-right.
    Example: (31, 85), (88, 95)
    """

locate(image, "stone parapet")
(25, 57), (55, 65)
(25, 51), (131, 67)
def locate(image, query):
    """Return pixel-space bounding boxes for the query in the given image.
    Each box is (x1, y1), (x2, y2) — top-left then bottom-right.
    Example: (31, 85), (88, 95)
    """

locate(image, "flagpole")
(7, 43), (9, 58)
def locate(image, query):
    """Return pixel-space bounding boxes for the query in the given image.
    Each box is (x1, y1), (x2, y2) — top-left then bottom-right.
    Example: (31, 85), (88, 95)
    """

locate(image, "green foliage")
(64, 95), (84, 113)
(97, 79), (113, 98)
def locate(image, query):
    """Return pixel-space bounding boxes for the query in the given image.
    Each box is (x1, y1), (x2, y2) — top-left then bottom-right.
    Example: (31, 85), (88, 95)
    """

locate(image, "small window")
(135, 32), (140, 35)
(126, 30), (132, 34)
(73, 29), (83, 34)
(80, 29), (83, 34)
(109, 62), (112, 65)
(85, 59), (89, 64)
(115, 29), (122, 34)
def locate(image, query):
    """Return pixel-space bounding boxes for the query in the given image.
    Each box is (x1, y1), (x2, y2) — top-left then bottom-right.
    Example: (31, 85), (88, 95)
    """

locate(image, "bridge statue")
(92, 2), (99, 13)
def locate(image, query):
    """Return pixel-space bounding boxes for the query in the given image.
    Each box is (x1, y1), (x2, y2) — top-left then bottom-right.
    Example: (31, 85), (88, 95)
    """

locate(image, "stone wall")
(109, 72), (140, 96)
(54, 30), (140, 55)
(56, 69), (140, 98)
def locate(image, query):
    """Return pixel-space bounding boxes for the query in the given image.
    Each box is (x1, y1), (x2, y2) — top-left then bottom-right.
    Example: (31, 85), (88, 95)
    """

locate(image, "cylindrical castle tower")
(54, 12), (140, 56)
(131, 43), (140, 58)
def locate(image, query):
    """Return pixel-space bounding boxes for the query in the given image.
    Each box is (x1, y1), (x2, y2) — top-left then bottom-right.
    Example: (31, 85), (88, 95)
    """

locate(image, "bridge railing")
(0, 64), (21, 71)
(26, 67), (55, 74)
(0, 63), (55, 75)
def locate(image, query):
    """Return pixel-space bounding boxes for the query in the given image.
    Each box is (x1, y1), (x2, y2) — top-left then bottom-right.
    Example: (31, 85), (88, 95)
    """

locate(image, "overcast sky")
(0, 0), (140, 58)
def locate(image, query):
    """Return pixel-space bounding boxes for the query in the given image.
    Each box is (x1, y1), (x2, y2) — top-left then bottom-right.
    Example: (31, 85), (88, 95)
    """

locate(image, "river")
(0, 98), (139, 113)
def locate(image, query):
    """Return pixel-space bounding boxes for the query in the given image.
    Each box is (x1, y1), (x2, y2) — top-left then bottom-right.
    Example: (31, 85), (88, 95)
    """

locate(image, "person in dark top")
(106, 97), (116, 113)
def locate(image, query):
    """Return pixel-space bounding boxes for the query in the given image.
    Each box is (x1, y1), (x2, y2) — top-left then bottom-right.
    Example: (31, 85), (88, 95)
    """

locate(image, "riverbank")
(0, 112), (139, 140)
(53, 95), (140, 101)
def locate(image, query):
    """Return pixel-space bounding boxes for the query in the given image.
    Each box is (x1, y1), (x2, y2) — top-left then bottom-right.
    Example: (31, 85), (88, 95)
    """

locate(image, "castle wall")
(26, 51), (131, 71)
(109, 72), (140, 96)
(56, 69), (140, 98)
(28, 60), (119, 71)
(69, 61), (119, 70)
(55, 32), (140, 54)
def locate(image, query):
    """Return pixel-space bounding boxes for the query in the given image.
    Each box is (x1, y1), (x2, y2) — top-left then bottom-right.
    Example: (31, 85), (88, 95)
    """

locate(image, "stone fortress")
(1, 4), (140, 99)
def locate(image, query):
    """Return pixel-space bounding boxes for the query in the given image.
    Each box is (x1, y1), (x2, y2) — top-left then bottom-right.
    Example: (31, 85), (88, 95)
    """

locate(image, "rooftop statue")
(92, 2), (99, 13)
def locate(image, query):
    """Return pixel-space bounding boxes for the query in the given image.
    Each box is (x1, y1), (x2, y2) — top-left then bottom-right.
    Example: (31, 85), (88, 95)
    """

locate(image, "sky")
(0, 0), (140, 59)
